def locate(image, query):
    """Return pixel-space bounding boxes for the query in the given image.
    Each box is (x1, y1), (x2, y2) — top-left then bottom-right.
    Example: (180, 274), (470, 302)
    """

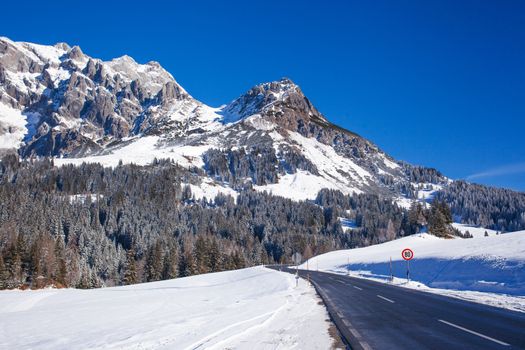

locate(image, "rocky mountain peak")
(54, 42), (71, 51)
(222, 78), (311, 122)
(255, 77), (299, 96)
(221, 77), (330, 135)
(67, 45), (84, 60)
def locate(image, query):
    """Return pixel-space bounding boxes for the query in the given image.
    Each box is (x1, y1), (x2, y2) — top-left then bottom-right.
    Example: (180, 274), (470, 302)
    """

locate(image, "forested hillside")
(436, 181), (525, 232)
(0, 156), (347, 289)
(1, 154), (524, 290)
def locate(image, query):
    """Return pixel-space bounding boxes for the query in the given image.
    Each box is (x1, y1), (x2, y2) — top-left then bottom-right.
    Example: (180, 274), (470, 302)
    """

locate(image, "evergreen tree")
(208, 239), (222, 272)
(408, 202), (426, 235)
(428, 201), (453, 237)
(231, 251), (246, 269)
(194, 236), (210, 274)
(162, 245), (178, 280)
(0, 255), (5, 289)
(29, 238), (43, 283)
(123, 248), (137, 285)
(54, 235), (68, 287)
(178, 242), (197, 277)
(145, 241), (164, 282)
(77, 267), (91, 289)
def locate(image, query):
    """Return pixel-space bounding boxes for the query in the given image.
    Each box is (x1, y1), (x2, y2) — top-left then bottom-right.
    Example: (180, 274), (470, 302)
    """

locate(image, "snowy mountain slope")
(0, 36), (449, 202)
(300, 226), (525, 298)
(452, 222), (499, 238)
(0, 103), (27, 149)
(0, 267), (336, 350)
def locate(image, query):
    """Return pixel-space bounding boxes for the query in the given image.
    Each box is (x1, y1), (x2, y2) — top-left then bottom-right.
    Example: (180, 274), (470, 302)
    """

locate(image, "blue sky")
(2, 1), (524, 191)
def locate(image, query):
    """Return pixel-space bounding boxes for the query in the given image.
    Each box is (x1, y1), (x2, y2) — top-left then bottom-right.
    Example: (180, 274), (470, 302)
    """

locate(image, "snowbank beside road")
(300, 228), (525, 309)
(0, 267), (335, 350)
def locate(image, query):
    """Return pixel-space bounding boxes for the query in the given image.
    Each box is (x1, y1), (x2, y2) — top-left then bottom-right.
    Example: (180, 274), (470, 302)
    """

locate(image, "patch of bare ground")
(328, 321), (346, 350)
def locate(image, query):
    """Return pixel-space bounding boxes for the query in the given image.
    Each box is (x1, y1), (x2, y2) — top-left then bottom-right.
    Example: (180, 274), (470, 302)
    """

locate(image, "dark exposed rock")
(0, 37), (187, 157)
(68, 45), (84, 60)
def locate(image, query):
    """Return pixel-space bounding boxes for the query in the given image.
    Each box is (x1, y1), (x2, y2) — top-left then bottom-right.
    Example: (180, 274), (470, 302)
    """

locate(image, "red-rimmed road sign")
(402, 248), (414, 261)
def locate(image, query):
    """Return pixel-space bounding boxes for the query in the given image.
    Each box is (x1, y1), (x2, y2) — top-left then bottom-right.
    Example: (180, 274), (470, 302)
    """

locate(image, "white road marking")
(353, 286), (363, 291)
(377, 295), (395, 303)
(438, 319), (510, 346)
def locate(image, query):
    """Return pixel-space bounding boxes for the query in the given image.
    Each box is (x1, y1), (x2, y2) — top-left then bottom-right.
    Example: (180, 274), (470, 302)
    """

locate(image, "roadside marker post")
(401, 248), (414, 283)
(292, 252), (302, 287)
(407, 260), (410, 282)
(390, 257), (394, 283)
(306, 258), (311, 285)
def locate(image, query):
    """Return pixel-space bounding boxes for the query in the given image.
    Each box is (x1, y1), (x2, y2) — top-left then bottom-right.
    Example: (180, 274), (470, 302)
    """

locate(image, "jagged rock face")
(222, 79), (398, 181)
(0, 37), (196, 156)
(224, 78), (328, 130)
(224, 78), (375, 158)
(0, 37), (448, 200)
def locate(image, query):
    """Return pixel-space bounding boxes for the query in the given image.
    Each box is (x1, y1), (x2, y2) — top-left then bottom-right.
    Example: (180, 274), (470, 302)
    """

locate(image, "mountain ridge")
(0, 36), (448, 202)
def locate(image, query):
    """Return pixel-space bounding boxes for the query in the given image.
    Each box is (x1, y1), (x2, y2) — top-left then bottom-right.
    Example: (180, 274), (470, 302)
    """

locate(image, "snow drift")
(301, 229), (525, 296)
(0, 267), (334, 350)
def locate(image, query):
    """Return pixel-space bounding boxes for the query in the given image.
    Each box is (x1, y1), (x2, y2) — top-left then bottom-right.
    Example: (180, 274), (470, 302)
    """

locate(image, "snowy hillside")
(0, 267), (335, 350)
(300, 227), (525, 303)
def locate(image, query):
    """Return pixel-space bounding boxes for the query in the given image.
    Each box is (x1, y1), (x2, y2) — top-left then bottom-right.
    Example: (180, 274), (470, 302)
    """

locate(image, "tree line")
(0, 156), (343, 289)
(1, 154), (518, 290)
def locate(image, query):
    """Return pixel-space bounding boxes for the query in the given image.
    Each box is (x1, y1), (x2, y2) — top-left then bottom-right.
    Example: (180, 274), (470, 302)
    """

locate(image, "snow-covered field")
(0, 267), (335, 350)
(300, 227), (525, 312)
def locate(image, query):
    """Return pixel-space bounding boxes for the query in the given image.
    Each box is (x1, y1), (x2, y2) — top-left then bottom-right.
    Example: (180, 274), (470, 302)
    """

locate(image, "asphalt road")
(268, 266), (525, 350)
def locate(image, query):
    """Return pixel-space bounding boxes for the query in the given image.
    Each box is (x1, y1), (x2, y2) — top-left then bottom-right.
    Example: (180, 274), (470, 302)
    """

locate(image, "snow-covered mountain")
(0, 36), (448, 200)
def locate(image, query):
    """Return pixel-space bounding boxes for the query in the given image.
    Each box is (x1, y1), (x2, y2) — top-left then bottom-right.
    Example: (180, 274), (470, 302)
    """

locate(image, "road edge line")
(310, 279), (373, 350)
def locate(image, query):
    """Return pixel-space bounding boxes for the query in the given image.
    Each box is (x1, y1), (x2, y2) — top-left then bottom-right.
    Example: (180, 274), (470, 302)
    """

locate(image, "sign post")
(292, 252), (302, 287)
(401, 248), (414, 283)
(390, 257), (394, 283)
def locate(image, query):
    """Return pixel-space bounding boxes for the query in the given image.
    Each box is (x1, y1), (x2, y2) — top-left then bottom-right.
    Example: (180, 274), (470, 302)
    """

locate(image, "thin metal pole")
(390, 257), (394, 283)
(407, 259), (410, 283)
(296, 255), (299, 287)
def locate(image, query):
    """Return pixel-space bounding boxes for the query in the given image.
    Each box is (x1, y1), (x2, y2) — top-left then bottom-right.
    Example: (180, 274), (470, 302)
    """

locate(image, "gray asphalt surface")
(268, 266), (525, 350)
